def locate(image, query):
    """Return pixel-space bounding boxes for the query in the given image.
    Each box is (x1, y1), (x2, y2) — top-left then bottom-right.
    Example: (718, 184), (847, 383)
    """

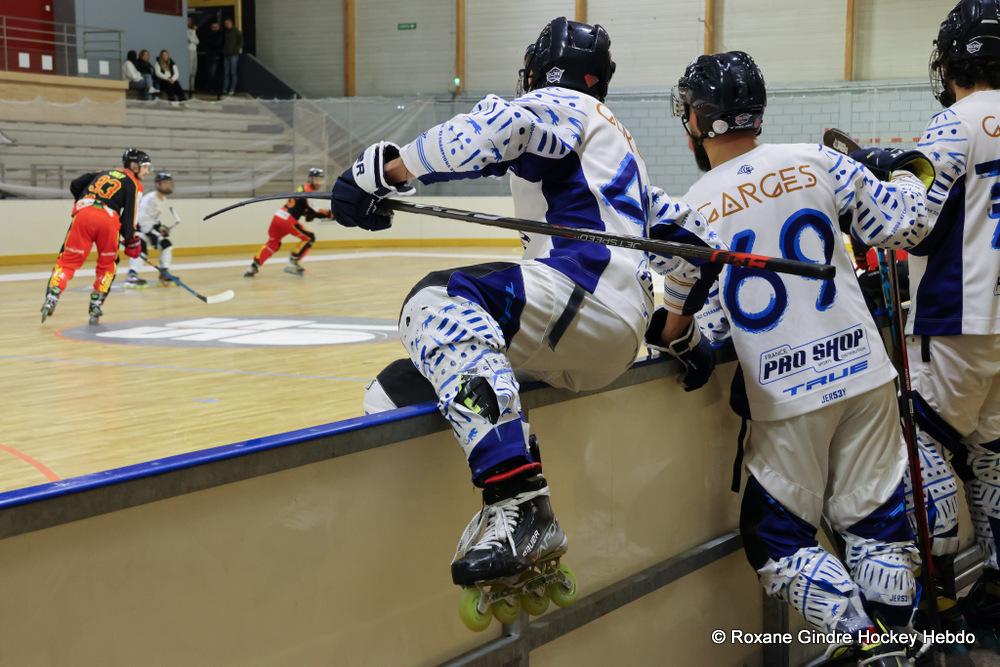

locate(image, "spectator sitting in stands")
(154, 49), (187, 104)
(136, 50), (157, 88)
(123, 50), (157, 100)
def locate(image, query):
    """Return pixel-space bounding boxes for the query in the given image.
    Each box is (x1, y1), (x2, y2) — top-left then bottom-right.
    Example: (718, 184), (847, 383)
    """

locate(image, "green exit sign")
(397, 22), (417, 30)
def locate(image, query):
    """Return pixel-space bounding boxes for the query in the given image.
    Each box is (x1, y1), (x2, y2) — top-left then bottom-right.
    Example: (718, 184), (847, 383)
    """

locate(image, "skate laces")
(463, 488), (546, 557)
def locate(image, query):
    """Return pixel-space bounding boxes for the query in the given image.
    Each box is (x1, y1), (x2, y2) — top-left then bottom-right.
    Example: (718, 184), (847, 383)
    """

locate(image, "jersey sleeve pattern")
(645, 186), (726, 315)
(908, 109), (971, 256)
(398, 90), (587, 185)
(820, 144), (931, 250)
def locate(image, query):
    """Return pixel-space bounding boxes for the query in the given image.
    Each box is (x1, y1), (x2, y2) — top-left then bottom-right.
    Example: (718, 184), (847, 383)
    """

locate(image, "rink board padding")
(0, 353), (969, 666)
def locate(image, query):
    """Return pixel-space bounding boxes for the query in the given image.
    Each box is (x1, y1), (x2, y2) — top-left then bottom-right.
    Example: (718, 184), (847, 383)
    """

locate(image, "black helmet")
(931, 0), (1000, 106)
(154, 171), (172, 183)
(122, 148), (151, 170)
(518, 17), (615, 101)
(308, 167), (325, 178)
(673, 51), (766, 139)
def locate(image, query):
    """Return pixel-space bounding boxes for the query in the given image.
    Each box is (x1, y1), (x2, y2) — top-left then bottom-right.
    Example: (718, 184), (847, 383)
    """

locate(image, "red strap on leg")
(482, 462), (541, 486)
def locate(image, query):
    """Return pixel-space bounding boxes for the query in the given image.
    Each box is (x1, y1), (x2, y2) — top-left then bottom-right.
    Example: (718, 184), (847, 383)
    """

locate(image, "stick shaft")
(203, 192), (834, 280)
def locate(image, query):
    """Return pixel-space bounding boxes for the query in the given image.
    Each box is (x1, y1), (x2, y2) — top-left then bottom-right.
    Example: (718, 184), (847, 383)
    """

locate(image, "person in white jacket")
(187, 18), (199, 94)
(122, 50), (156, 100)
(154, 49), (187, 103)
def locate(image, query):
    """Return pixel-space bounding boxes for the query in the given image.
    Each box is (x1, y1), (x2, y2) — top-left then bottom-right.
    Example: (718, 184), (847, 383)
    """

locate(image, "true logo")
(546, 67), (565, 83)
(738, 164), (754, 175)
(735, 113), (753, 126)
(967, 40), (983, 54)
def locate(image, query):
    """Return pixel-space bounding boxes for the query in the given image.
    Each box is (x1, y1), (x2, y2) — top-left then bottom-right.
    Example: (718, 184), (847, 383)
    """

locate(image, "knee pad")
(306, 231), (316, 243)
(842, 534), (918, 627)
(363, 358), (437, 414)
(904, 434), (960, 555)
(965, 443), (1000, 569)
(740, 476), (819, 571)
(160, 238), (172, 250)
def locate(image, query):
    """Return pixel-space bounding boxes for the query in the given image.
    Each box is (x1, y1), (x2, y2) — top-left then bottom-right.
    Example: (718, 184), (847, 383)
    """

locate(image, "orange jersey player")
(40, 148), (151, 325)
(244, 167), (332, 278)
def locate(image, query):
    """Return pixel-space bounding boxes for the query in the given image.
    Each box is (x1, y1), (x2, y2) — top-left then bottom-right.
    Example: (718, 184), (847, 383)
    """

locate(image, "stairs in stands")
(0, 97), (297, 198)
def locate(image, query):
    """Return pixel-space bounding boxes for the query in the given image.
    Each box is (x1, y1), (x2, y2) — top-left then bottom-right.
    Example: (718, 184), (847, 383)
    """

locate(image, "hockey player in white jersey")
(651, 52), (936, 665)
(125, 171), (176, 288)
(881, 0), (1000, 640)
(331, 18), (718, 629)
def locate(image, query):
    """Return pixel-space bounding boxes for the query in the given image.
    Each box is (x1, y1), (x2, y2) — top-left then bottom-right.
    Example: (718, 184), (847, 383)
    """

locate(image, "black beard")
(692, 139), (712, 172)
(938, 86), (956, 108)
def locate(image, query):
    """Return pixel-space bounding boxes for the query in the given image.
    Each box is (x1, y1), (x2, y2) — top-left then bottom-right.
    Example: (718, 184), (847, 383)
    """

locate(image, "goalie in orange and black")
(244, 167), (332, 278)
(40, 148), (151, 325)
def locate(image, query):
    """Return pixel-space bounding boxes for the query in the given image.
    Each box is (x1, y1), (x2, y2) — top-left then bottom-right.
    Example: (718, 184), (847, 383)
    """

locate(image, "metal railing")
(0, 14), (123, 79)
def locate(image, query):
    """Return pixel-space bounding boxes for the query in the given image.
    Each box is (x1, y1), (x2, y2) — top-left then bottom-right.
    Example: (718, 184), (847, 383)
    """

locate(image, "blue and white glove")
(332, 141), (415, 231)
(849, 147), (934, 190)
(645, 307), (716, 392)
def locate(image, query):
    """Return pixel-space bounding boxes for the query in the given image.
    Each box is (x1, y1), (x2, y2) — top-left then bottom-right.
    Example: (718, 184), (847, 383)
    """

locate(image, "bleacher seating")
(0, 97), (297, 197)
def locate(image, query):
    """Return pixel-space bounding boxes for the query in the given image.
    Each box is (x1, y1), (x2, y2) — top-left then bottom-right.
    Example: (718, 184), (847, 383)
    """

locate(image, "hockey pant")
(399, 261), (642, 484)
(903, 334), (1000, 568)
(48, 206), (121, 295)
(128, 228), (173, 272)
(253, 210), (315, 265)
(741, 382), (919, 632)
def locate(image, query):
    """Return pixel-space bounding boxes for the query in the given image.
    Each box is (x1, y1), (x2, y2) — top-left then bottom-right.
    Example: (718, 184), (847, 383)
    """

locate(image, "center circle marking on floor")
(60, 316), (399, 348)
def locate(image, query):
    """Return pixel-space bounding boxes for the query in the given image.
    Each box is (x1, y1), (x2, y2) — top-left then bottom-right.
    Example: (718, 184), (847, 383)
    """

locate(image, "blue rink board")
(0, 401), (440, 510)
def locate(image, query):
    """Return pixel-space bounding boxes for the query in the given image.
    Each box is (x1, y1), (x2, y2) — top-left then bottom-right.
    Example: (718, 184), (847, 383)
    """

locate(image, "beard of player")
(690, 136), (713, 172)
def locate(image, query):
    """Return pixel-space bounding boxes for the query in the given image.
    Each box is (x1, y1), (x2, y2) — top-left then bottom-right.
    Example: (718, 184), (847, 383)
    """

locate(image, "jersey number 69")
(723, 208), (837, 333)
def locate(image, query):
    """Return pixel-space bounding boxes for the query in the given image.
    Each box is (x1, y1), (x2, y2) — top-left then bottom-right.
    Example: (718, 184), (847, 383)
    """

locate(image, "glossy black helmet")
(154, 171), (172, 183)
(931, 0), (1000, 105)
(518, 17), (615, 101)
(673, 51), (766, 139)
(308, 167), (325, 178)
(122, 148), (152, 170)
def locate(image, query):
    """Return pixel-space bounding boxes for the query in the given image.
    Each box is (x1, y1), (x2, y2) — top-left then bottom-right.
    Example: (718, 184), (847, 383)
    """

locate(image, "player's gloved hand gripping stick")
(823, 127), (944, 649)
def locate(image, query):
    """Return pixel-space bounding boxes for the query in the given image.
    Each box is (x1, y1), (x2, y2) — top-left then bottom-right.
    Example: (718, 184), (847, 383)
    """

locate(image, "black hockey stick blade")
(204, 193), (835, 280)
(822, 128), (861, 156)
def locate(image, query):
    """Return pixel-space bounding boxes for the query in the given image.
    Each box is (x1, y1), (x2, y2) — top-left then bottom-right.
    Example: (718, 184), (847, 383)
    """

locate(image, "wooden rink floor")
(0, 246), (521, 494)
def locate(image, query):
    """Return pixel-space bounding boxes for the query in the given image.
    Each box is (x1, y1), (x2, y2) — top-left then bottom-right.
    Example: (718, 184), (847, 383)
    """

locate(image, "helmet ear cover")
(674, 51), (766, 141)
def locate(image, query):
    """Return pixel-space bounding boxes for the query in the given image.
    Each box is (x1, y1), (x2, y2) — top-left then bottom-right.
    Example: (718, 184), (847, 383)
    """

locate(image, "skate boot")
(124, 270), (147, 289)
(452, 472), (576, 631)
(88, 291), (105, 326)
(243, 261), (259, 278)
(960, 567), (1000, 650)
(283, 258), (305, 276)
(40, 287), (61, 323)
(157, 267), (174, 287)
(805, 609), (909, 667)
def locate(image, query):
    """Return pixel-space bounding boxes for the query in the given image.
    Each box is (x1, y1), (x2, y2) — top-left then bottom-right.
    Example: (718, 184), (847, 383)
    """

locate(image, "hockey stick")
(203, 192), (835, 280)
(139, 254), (235, 304)
(824, 128), (944, 650)
(168, 206), (182, 230)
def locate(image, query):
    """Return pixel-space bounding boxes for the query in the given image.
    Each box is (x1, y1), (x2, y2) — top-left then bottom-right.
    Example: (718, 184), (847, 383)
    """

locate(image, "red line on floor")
(0, 443), (60, 482)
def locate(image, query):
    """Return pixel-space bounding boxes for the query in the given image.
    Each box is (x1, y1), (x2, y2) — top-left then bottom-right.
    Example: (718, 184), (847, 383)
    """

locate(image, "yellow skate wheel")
(459, 588), (492, 632)
(520, 590), (550, 616)
(547, 564), (578, 608)
(492, 597), (521, 625)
